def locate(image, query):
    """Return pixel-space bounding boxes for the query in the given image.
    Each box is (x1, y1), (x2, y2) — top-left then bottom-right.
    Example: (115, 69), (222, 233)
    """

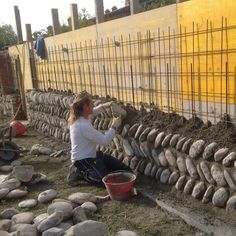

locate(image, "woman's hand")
(102, 101), (113, 109)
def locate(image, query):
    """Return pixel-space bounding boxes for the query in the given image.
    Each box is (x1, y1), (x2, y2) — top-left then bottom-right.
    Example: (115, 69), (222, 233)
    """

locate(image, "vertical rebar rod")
(168, 27), (172, 112)
(50, 47), (58, 91)
(184, 27), (190, 118)
(137, 32), (144, 104)
(163, 31), (167, 112)
(166, 63), (170, 116)
(107, 38), (114, 98)
(120, 35), (128, 102)
(66, 43), (74, 92)
(113, 36), (120, 101)
(89, 40), (97, 95)
(103, 65), (108, 96)
(41, 67), (46, 91)
(95, 40), (103, 96)
(58, 45), (66, 91)
(133, 34), (139, 107)
(157, 28), (163, 111)
(192, 22), (195, 117)
(220, 16), (224, 118)
(42, 60), (48, 90)
(47, 47), (53, 89)
(153, 32), (159, 107)
(75, 43), (83, 91)
(130, 65), (135, 106)
(196, 24), (202, 118)
(54, 46), (62, 91)
(79, 42), (87, 91)
(210, 21), (216, 123)
(190, 63), (194, 118)
(61, 44), (69, 91)
(84, 40), (91, 94)
(226, 62), (229, 124)
(71, 43), (78, 93)
(225, 18), (229, 117)
(206, 20), (209, 122)
(147, 30), (152, 105)
(173, 29), (178, 112)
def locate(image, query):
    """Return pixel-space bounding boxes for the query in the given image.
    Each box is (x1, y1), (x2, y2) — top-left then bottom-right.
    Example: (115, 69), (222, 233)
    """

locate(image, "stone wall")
(26, 90), (236, 212)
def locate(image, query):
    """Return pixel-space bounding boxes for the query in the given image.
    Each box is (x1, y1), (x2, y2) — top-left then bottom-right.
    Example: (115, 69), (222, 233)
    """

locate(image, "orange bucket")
(102, 171), (136, 201)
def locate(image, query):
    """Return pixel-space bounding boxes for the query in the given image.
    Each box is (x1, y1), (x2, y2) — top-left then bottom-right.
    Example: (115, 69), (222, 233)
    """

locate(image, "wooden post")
(70, 4), (79, 30)
(25, 24), (38, 89)
(51, 8), (60, 35)
(14, 6), (23, 43)
(130, 0), (140, 15)
(94, 0), (105, 24)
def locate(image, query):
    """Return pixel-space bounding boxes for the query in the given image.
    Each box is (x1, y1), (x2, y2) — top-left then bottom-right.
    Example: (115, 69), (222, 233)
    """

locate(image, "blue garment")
(34, 36), (46, 59)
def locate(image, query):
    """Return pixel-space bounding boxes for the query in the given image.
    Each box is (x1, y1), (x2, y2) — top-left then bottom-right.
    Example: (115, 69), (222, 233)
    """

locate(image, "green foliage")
(142, 0), (187, 11)
(0, 24), (17, 50)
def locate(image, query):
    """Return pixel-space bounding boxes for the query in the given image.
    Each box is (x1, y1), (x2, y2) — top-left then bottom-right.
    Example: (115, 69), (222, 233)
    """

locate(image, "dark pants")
(74, 151), (131, 187)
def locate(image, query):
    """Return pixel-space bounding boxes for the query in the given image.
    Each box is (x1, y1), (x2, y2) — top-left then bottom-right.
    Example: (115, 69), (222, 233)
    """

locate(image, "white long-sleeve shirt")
(70, 105), (115, 163)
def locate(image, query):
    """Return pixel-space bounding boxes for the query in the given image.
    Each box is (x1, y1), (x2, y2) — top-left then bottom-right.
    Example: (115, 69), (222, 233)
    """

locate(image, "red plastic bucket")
(102, 171), (136, 201)
(10, 120), (25, 137)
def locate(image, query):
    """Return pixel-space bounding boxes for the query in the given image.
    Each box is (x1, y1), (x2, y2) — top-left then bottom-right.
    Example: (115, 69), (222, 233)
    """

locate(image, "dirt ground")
(0, 117), (197, 236)
(123, 107), (236, 150)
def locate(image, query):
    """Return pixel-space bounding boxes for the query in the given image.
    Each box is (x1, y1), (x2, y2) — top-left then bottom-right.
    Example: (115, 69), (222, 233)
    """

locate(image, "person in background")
(67, 91), (131, 187)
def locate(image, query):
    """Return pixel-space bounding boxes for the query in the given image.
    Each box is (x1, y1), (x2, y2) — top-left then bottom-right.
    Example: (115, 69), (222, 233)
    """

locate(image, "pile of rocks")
(0, 94), (20, 117)
(26, 91), (236, 211)
(0, 162), (47, 201)
(0, 189), (138, 236)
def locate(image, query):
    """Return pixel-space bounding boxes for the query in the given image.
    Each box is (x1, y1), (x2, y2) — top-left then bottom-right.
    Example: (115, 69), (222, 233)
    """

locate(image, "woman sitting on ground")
(67, 91), (130, 187)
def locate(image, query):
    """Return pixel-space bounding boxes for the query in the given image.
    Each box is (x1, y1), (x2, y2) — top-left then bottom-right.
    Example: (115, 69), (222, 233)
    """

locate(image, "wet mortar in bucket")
(102, 171), (136, 201)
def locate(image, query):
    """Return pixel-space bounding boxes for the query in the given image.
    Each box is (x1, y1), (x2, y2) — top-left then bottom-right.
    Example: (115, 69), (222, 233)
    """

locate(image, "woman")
(67, 92), (131, 187)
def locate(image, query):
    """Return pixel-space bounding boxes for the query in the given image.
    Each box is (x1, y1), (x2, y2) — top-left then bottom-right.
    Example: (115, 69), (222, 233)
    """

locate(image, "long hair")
(68, 91), (92, 125)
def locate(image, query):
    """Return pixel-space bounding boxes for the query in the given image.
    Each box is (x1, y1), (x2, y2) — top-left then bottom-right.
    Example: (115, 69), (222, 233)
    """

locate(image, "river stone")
(138, 161), (147, 173)
(211, 163), (227, 187)
(47, 202), (73, 220)
(12, 165), (34, 182)
(10, 224), (37, 236)
(177, 156), (187, 174)
(0, 188), (10, 199)
(160, 169), (171, 184)
(202, 185), (214, 204)
(192, 182), (206, 199)
(42, 227), (64, 236)
(12, 212), (34, 224)
(0, 166), (13, 172)
(184, 179), (195, 195)
(161, 134), (172, 147)
(81, 202), (97, 213)
(226, 196), (236, 212)
(139, 127), (152, 142)
(68, 192), (108, 204)
(144, 163), (153, 176)
(196, 164), (207, 182)
(222, 152), (236, 167)
(182, 138), (192, 154)
(52, 199), (75, 208)
(129, 157), (139, 170)
(6, 189), (28, 199)
(30, 144), (41, 155)
(0, 219), (11, 231)
(0, 208), (19, 219)
(176, 137), (187, 151)
(122, 156), (130, 167)
(158, 152), (168, 167)
(121, 124), (130, 137)
(155, 167), (164, 181)
(189, 140), (205, 159)
(38, 189), (57, 203)
(202, 142), (217, 160)
(73, 220), (108, 236)
(28, 173), (47, 185)
(0, 230), (9, 236)
(175, 175), (186, 190)
(165, 149), (176, 167)
(33, 213), (49, 227)
(10, 160), (22, 167)
(131, 139), (142, 157)
(169, 134), (181, 147)
(214, 148), (229, 162)
(186, 158), (198, 179)
(73, 206), (87, 223)
(0, 178), (21, 191)
(168, 171), (180, 185)
(147, 128), (159, 143)
(154, 132), (165, 149)
(115, 230), (138, 236)
(37, 211), (64, 233)
(57, 222), (72, 231)
(150, 165), (157, 178)
(123, 139), (134, 157)
(117, 153), (124, 162)
(140, 142), (151, 161)
(128, 124), (139, 137)
(223, 169), (236, 190)
(134, 124), (144, 139)
(212, 187), (229, 207)
(200, 161), (215, 185)
(151, 149), (160, 166)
